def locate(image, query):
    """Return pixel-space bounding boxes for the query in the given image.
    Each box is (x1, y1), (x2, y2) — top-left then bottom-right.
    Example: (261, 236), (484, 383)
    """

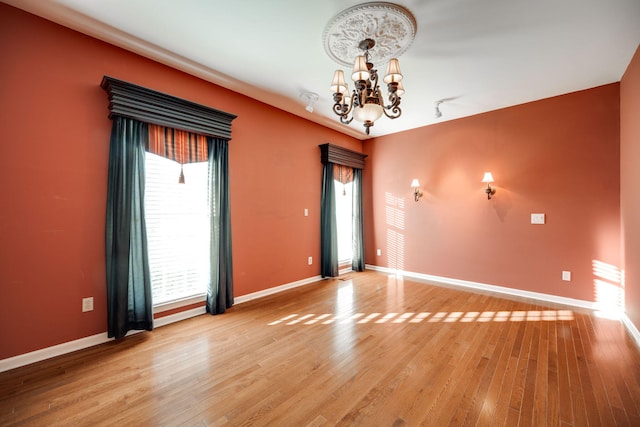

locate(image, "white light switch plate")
(562, 271), (571, 281)
(531, 213), (545, 224)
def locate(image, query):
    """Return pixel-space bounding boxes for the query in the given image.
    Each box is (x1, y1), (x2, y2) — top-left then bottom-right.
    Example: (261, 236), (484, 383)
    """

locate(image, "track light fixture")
(434, 100), (443, 118)
(300, 91), (319, 113)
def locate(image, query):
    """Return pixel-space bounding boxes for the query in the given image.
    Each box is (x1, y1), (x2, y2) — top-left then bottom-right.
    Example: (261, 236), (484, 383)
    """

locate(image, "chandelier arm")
(340, 115), (354, 125)
(353, 81), (367, 108)
(332, 90), (356, 118)
(332, 101), (347, 116)
(381, 87), (402, 119)
(383, 104), (402, 119)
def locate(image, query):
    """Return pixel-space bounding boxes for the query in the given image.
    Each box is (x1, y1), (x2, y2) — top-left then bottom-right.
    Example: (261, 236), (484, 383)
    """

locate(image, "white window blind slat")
(335, 179), (353, 262)
(145, 153), (210, 305)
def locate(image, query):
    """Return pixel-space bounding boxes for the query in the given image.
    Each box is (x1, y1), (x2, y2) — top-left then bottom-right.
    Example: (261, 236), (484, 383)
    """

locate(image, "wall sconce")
(411, 178), (423, 202)
(482, 172), (496, 199)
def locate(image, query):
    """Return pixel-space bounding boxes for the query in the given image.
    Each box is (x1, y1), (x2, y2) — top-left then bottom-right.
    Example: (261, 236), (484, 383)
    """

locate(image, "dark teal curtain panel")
(206, 137), (234, 314)
(320, 163), (339, 277)
(352, 168), (365, 271)
(106, 116), (154, 339)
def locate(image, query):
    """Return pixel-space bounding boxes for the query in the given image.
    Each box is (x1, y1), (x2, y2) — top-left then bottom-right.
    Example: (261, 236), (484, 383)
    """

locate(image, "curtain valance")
(319, 143), (367, 169)
(334, 164), (354, 184)
(147, 124), (208, 164)
(101, 76), (237, 140)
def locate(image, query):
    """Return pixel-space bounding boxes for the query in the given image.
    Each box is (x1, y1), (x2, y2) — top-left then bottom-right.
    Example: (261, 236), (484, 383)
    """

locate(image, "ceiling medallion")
(323, 2), (417, 67)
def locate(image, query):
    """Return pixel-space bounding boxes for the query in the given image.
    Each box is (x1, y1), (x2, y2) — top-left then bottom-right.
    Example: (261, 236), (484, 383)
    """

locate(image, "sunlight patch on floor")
(267, 309), (574, 326)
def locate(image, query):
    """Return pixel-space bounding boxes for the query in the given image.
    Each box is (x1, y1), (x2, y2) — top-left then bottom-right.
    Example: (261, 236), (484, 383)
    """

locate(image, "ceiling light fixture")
(300, 91), (319, 113)
(323, 2), (416, 135)
(434, 100), (443, 118)
(330, 39), (404, 135)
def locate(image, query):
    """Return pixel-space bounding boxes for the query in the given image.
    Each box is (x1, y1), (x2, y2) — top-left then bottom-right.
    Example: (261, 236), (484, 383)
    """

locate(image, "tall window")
(103, 76), (236, 338)
(144, 153), (210, 305)
(319, 143), (367, 278)
(335, 179), (353, 262)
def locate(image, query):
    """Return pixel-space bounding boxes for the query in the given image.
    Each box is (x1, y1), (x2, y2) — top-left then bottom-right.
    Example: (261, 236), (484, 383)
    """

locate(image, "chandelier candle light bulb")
(352, 56), (371, 81)
(330, 70), (347, 94)
(383, 59), (403, 84)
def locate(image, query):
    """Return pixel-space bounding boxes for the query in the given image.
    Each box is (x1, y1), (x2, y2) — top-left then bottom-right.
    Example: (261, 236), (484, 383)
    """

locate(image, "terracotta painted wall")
(621, 45), (640, 331)
(364, 84), (621, 303)
(0, 4), (361, 360)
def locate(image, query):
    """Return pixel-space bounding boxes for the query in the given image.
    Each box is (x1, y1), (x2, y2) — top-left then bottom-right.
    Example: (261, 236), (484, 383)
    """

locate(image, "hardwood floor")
(2, 271), (640, 426)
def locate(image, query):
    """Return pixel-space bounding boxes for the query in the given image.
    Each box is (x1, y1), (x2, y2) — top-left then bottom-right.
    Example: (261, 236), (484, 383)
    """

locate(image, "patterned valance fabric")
(147, 124), (208, 164)
(334, 164), (354, 184)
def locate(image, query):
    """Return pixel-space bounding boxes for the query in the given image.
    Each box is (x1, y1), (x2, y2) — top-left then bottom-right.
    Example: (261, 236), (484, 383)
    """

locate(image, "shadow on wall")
(385, 192), (405, 270)
(489, 184), (513, 223)
(592, 260), (624, 318)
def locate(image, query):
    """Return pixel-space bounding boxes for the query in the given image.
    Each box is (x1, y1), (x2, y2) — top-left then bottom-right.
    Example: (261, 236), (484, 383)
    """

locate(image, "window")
(144, 153), (210, 305)
(335, 179), (353, 262)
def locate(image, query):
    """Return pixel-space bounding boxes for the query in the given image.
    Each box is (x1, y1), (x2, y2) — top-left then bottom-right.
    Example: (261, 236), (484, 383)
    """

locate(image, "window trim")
(153, 294), (207, 314)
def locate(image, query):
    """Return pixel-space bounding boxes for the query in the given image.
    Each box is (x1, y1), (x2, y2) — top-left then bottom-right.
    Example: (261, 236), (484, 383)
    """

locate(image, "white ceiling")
(4, 0), (640, 140)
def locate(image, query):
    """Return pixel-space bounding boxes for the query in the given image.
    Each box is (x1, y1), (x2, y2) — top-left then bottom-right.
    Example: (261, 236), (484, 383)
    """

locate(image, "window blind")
(144, 153), (210, 305)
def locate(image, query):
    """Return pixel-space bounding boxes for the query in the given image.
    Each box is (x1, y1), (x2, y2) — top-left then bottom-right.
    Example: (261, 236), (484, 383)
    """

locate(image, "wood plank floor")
(2, 271), (640, 426)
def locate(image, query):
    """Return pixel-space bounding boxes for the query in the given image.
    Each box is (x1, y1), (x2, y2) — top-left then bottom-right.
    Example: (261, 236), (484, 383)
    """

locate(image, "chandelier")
(323, 2), (416, 135)
(330, 38), (403, 135)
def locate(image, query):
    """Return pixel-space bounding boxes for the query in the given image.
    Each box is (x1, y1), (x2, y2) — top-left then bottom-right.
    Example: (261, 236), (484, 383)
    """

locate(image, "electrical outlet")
(304, 208), (308, 217)
(82, 297), (94, 312)
(562, 271), (571, 281)
(377, 249), (381, 256)
(308, 256), (313, 265)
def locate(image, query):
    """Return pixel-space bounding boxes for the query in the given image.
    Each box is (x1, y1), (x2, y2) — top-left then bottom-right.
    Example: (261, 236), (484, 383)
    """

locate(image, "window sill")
(153, 293), (206, 314)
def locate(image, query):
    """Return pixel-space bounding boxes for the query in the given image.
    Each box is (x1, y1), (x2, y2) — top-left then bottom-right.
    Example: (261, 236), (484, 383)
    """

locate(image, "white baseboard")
(366, 264), (599, 310)
(0, 275), (323, 373)
(4, 268), (637, 373)
(622, 314), (640, 349)
(0, 333), (112, 374)
(366, 264), (640, 350)
(234, 275), (323, 304)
